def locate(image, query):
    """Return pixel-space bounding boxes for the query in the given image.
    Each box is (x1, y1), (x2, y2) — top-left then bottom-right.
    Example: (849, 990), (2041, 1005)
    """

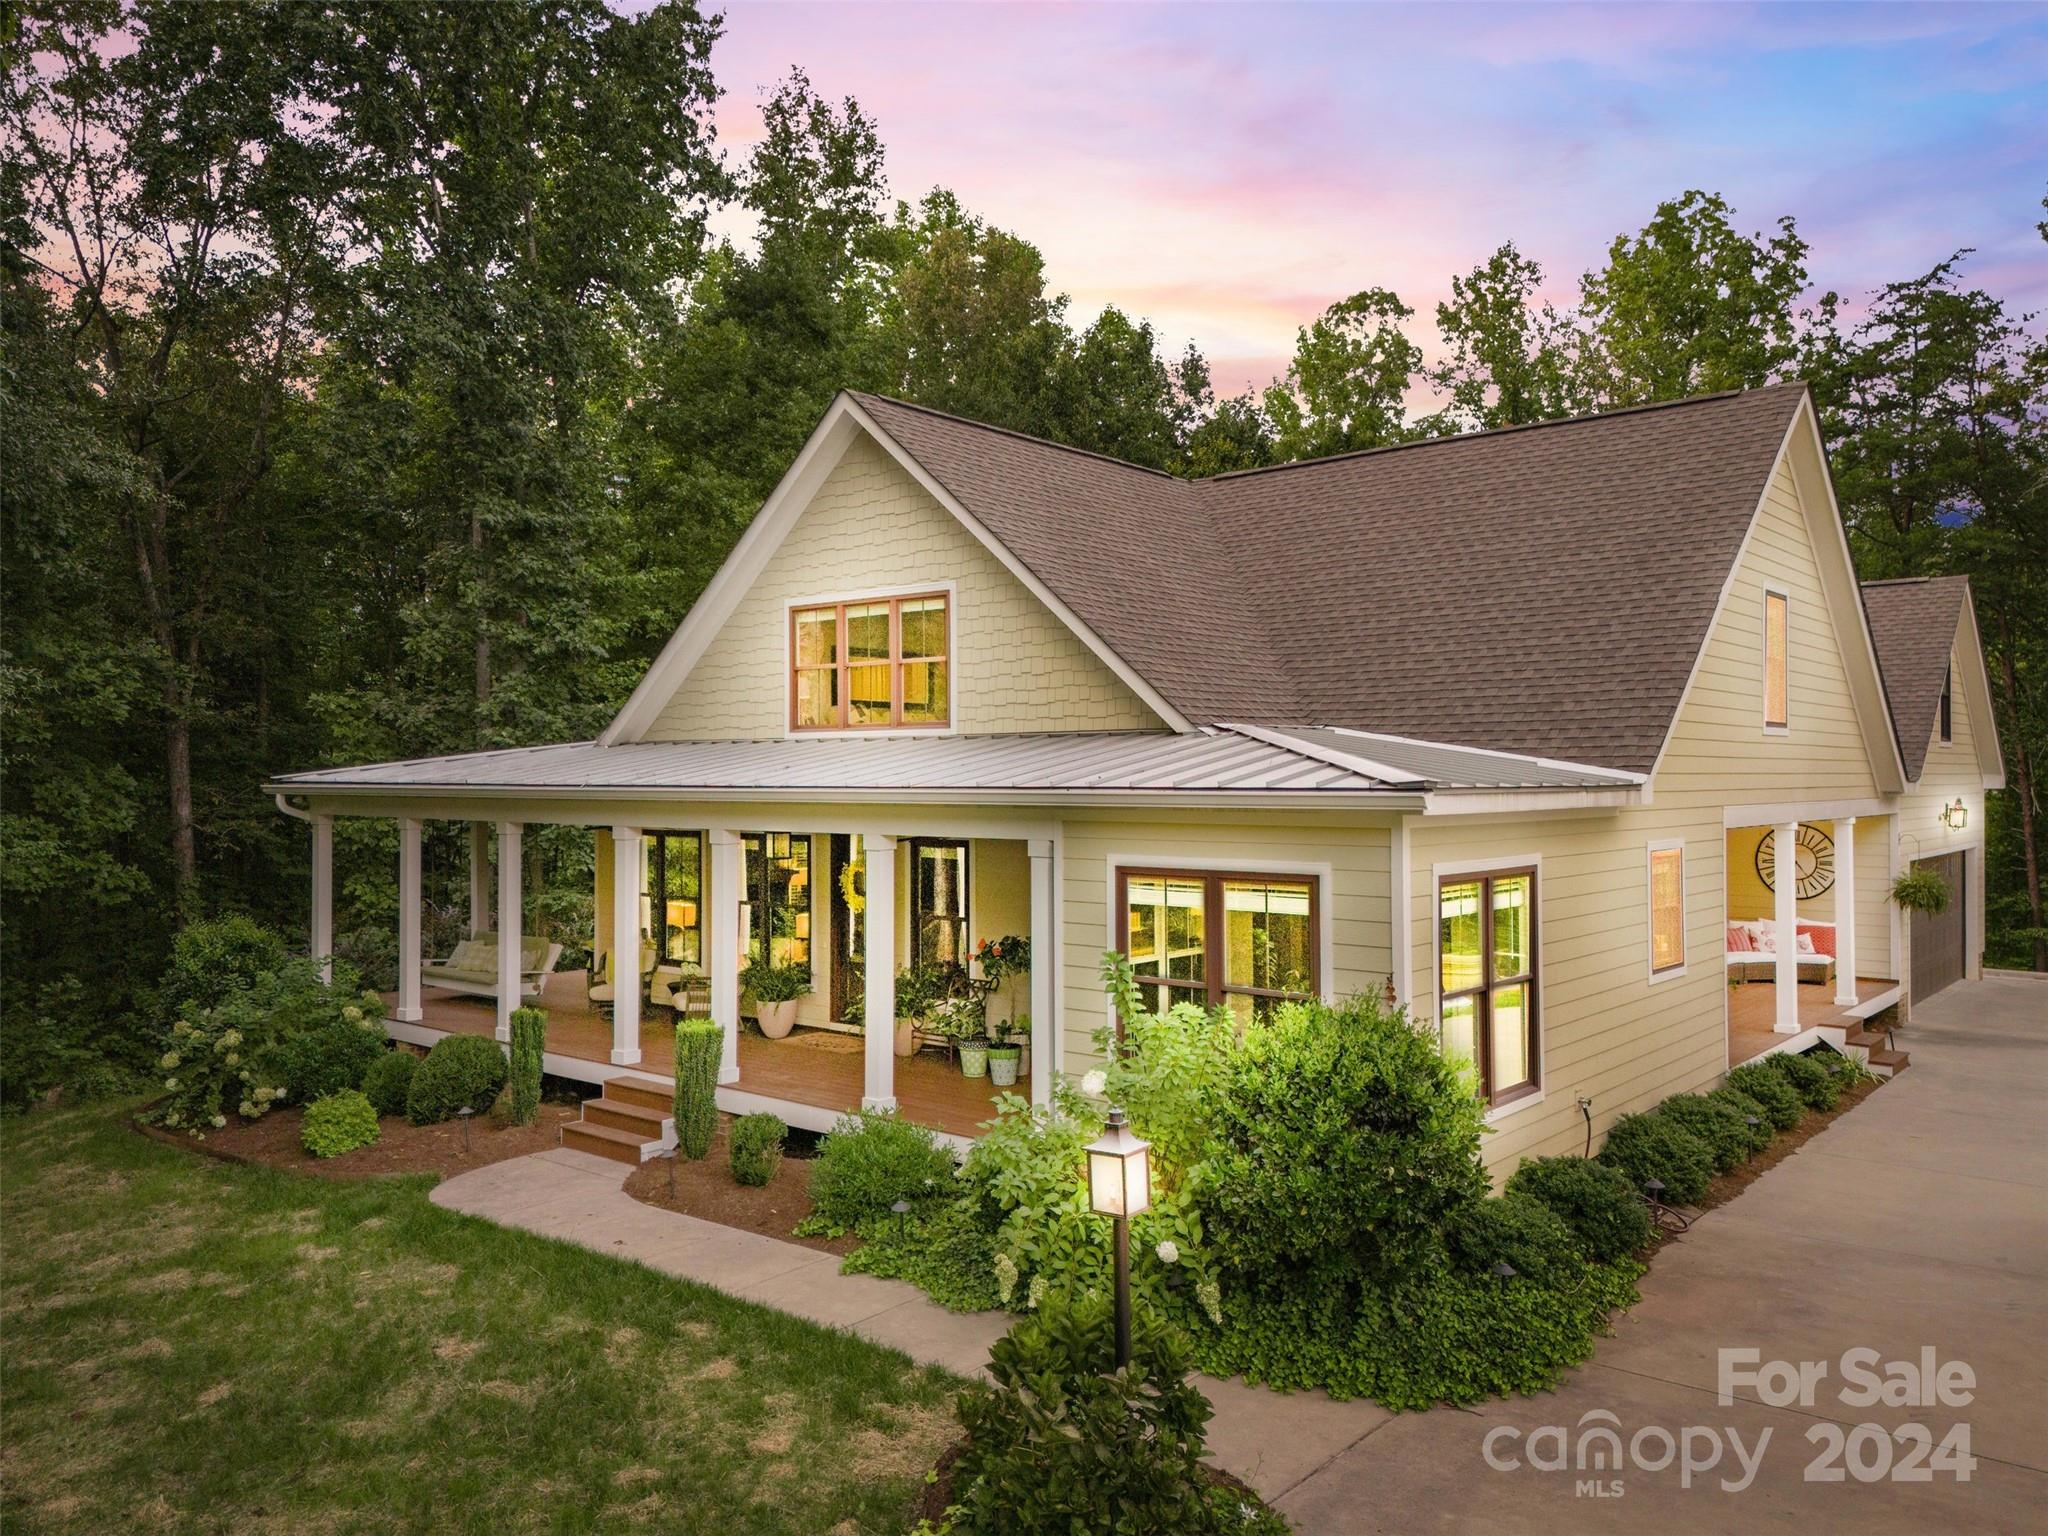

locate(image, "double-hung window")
(644, 832), (703, 967)
(1116, 868), (1318, 1026)
(791, 593), (950, 730)
(743, 832), (812, 970)
(1438, 869), (1538, 1107)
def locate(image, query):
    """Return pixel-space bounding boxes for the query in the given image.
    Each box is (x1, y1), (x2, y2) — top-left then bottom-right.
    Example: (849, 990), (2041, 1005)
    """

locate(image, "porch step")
(1866, 1047), (1910, 1079)
(1845, 1027), (1888, 1051)
(605, 1075), (675, 1115)
(561, 1119), (663, 1165)
(582, 1097), (671, 1138)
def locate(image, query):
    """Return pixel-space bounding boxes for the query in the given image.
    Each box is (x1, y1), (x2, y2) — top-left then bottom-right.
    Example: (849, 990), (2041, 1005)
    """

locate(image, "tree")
(1263, 288), (1421, 461)
(1427, 242), (1592, 432)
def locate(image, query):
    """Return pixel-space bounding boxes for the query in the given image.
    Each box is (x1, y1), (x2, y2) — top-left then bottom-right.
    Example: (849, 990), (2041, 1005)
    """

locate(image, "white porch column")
(709, 829), (743, 1084)
(862, 833), (899, 1112)
(1028, 838), (1056, 1106)
(495, 821), (522, 1042)
(395, 817), (423, 1022)
(311, 813), (334, 984)
(468, 822), (490, 937)
(1833, 818), (1858, 1006)
(1774, 821), (1800, 1033)
(609, 826), (643, 1066)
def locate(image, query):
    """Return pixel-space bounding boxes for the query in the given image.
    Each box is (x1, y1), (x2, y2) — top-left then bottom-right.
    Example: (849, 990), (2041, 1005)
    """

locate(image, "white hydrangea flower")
(160, 1052), (181, 1070)
(993, 1253), (1019, 1305)
(165, 1077), (180, 1091)
(225, 1052), (240, 1066)
(1080, 1069), (1107, 1097)
(1196, 1277), (1223, 1326)
(1026, 1274), (1048, 1311)
(210, 1114), (226, 1129)
(1155, 1240), (1180, 1265)
(342, 1005), (364, 1024)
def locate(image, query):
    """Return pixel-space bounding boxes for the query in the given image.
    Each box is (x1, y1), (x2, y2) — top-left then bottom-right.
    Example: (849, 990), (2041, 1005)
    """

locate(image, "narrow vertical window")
(1648, 843), (1685, 977)
(1763, 590), (1789, 729)
(1939, 663), (1952, 744)
(1437, 868), (1539, 1107)
(911, 839), (969, 967)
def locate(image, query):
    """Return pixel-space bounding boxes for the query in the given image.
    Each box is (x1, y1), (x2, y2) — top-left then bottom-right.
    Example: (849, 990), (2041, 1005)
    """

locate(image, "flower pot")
(755, 999), (798, 1039)
(987, 1044), (1021, 1086)
(957, 1041), (990, 1079)
(894, 1016), (918, 1057)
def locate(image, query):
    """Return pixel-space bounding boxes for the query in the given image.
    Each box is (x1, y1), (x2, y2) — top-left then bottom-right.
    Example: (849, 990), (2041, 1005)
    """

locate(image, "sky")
(699, 0), (2047, 397)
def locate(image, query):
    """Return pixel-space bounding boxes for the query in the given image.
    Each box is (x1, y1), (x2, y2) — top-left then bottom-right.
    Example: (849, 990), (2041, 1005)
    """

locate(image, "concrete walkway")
(433, 973), (2046, 1528)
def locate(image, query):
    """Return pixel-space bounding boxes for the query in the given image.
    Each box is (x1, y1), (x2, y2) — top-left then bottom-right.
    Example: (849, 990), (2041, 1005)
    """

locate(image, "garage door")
(1911, 852), (1966, 1002)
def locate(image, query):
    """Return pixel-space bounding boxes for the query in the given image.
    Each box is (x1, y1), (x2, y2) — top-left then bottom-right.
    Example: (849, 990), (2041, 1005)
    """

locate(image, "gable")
(640, 431), (1164, 741)
(1654, 439), (1895, 807)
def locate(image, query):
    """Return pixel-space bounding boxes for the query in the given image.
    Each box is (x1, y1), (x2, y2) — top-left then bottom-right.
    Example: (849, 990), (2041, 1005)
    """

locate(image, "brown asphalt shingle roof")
(1861, 576), (1970, 780)
(855, 383), (1811, 774)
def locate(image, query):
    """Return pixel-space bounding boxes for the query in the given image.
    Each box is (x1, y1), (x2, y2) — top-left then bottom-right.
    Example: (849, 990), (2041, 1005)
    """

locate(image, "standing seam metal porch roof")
(266, 729), (1642, 799)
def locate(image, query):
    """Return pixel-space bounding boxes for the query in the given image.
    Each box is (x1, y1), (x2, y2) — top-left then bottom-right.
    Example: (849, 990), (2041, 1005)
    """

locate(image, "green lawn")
(0, 1104), (960, 1534)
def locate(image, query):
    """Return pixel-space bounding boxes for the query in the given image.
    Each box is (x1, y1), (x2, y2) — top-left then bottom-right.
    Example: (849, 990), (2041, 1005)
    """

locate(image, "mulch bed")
(622, 1114), (854, 1255)
(136, 1100), (580, 1180)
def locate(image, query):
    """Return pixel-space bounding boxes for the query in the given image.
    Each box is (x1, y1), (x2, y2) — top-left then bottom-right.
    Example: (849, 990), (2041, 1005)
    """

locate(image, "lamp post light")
(456, 1106), (474, 1152)
(1085, 1105), (1151, 1369)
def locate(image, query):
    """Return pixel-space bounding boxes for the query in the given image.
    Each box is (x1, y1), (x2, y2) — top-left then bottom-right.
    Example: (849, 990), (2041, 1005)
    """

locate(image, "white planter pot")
(894, 1016), (918, 1057)
(755, 999), (798, 1039)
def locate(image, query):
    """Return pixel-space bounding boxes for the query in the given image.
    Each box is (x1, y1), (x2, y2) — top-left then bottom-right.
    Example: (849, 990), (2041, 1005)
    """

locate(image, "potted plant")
(1888, 865), (1952, 1028)
(742, 960), (809, 1040)
(930, 994), (989, 1077)
(987, 1012), (1028, 1087)
(891, 963), (932, 1058)
(973, 934), (1031, 1036)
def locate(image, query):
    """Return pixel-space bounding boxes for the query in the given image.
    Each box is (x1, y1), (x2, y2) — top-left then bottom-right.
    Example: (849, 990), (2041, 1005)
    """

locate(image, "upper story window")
(912, 839), (969, 967)
(1438, 868), (1538, 1108)
(790, 593), (950, 731)
(1763, 589), (1789, 730)
(1939, 663), (1952, 744)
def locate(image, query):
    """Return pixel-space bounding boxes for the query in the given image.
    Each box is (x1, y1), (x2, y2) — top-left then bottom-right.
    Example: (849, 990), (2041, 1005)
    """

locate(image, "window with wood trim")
(644, 832), (704, 967)
(1116, 868), (1318, 1026)
(1648, 843), (1685, 976)
(1437, 869), (1538, 1107)
(1763, 589), (1789, 729)
(1939, 663), (1952, 744)
(911, 839), (969, 967)
(791, 593), (950, 730)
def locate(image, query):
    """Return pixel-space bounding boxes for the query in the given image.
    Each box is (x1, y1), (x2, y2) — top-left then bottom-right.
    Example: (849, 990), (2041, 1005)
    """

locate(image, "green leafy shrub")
(276, 1001), (389, 1105)
(302, 1090), (380, 1158)
(1596, 1110), (1714, 1205)
(802, 1110), (957, 1235)
(1653, 1093), (1754, 1173)
(1097, 954), (1240, 1178)
(153, 993), (288, 1138)
(1766, 1048), (1841, 1110)
(508, 1006), (545, 1125)
(1204, 992), (1487, 1292)
(729, 1113), (784, 1187)
(674, 1018), (720, 1158)
(740, 961), (810, 1004)
(1725, 1061), (1804, 1129)
(1445, 1193), (1580, 1287)
(950, 1296), (1284, 1536)
(842, 1201), (1004, 1313)
(1704, 1087), (1775, 1157)
(405, 1034), (508, 1125)
(160, 914), (287, 1021)
(1502, 1157), (1651, 1263)
(361, 1049), (418, 1117)
(1820, 1050), (1875, 1091)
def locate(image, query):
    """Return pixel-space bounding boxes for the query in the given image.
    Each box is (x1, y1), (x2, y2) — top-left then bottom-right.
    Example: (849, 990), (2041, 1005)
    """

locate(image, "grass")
(0, 1102), (960, 1534)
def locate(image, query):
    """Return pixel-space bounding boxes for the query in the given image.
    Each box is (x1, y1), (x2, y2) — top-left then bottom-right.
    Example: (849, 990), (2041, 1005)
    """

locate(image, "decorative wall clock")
(1756, 824), (1834, 900)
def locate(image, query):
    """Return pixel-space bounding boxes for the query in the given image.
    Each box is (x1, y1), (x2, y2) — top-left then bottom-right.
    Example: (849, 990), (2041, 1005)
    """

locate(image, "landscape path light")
(1085, 1105), (1151, 1368)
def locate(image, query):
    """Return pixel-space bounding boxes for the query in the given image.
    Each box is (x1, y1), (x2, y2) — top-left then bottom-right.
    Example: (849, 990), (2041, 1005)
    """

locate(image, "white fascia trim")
(1322, 726), (1647, 787)
(1422, 787), (1641, 816)
(268, 783), (1428, 814)
(1721, 796), (1891, 829)
(1952, 588), (2007, 787)
(842, 396), (1193, 734)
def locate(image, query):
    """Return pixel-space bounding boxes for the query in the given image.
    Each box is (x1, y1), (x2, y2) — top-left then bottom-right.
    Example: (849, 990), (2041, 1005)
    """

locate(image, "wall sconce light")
(1940, 799), (1967, 831)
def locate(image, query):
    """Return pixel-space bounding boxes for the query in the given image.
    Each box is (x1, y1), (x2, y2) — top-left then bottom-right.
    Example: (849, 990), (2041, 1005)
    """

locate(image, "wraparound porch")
(1726, 973), (1900, 1066)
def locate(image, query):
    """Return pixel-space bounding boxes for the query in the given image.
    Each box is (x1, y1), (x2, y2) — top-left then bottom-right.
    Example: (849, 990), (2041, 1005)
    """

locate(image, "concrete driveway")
(1271, 972), (2048, 1533)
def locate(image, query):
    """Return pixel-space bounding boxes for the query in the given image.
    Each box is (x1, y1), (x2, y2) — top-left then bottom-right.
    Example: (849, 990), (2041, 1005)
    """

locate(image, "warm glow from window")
(1649, 845), (1684, 975)
(1117, 869), (1317, 1022)
(1438, 869), (1538, 1107)
(1763, 590), (1788, 728)
(791, 594), (949, 730)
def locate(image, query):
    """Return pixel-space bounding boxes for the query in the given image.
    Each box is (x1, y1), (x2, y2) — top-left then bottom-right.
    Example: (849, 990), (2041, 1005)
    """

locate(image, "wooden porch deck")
(1727, 974), (1898, 1066)
(388, 971), (1008, 1139)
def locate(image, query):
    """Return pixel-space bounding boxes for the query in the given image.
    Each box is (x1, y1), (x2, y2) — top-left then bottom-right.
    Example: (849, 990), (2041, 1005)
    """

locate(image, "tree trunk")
(1992, 634), (2045, 972)
(165, 678), (197, 918)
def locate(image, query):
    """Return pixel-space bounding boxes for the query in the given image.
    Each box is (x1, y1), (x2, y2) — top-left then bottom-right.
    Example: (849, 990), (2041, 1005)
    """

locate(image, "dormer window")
(1939, 663), (1952, 743)
(1763, 589), (1789, 730)
(790, 592), (950, 731)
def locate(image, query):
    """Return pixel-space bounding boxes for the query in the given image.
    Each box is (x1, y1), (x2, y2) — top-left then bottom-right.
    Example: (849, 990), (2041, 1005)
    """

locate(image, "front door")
(829, 834), (863, 1023)
(1910, 852), (1966, 1002)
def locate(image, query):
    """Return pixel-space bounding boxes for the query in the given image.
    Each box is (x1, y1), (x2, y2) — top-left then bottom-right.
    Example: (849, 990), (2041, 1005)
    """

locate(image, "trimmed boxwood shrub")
(674, 1019), (721, 1159)
(406, 1034), (508, 1125)
(1653, 1093), (1753, 1174)
(1596, 1110), (1714, 1205)
(1445, 1192), (1580, 1287)
(278, 1014), (388, 1106)
(1766, 1048), (1841, 1110)
(1705, 1087), (1775, 1157)
(302, 1090), (380, 1158)
(1725, 1061), (1804, 1129)
(729, 1112), (785, 1187)
(507, 1006), (545, 1126)
(804, 1110), (958, 1235)
(1503, 1156), (1651, 1263)
(360, 1049), (418, 1117)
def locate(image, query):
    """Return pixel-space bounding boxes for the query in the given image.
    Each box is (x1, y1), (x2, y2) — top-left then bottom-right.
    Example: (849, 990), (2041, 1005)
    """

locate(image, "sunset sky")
(703, 1), (2046, 396)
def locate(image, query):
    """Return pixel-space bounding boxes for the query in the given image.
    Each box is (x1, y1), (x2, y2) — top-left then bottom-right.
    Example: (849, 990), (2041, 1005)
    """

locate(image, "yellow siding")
(1656, 462), (1882, 809)
(1895, 619), (1989, 977)
(648, 433), (1162, 739)
(1058, 811), (1395, 1079)
(1854, 814), (1895, 979)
